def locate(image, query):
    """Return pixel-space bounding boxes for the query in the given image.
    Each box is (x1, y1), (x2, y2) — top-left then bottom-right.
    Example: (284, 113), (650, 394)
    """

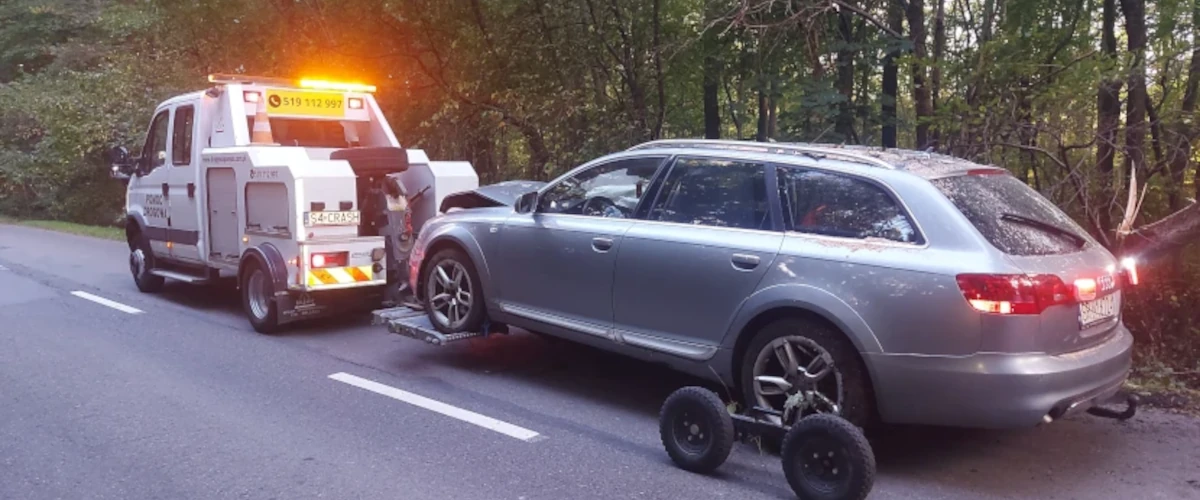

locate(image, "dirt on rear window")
(931, 174), (1095, 256)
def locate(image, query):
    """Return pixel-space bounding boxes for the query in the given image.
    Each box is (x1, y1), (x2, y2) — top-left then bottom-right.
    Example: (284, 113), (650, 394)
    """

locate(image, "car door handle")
(592, 237), (614, 252)
(161, 183), (169, 197)
(731, 253), (760, 271)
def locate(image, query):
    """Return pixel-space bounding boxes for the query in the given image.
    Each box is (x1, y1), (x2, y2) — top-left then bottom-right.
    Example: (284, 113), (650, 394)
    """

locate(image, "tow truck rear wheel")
(129, 232), (164, 293)
(241, 260), (280, 334)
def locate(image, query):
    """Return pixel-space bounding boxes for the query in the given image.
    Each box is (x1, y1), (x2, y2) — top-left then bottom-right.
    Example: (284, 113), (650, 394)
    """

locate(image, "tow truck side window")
(144, 110), (170, 170)
(172, 105), (194, 166)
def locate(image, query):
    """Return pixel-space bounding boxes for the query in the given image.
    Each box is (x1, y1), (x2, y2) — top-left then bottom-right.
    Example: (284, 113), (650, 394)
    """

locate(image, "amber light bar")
(299, 79), (377, 93)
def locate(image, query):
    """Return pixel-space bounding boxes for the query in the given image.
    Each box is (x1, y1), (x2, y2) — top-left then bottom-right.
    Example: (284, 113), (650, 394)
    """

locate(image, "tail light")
(1120, 257), (1139, 286)
(310, 252), (348, 269)
(956, 274), (1073, 315)
(1073, 278), (1098, 302)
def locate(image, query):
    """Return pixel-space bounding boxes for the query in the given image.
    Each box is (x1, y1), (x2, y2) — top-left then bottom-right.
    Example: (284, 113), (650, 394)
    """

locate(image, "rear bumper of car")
(867, 324), (1133, 428)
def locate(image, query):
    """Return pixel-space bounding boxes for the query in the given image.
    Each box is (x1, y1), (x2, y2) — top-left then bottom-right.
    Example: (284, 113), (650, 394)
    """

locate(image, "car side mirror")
(514, 191), (539, 214)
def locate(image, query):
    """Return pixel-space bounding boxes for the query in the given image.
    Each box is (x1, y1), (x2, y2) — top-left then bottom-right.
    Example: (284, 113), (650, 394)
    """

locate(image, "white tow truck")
(111, 74), (477, 332)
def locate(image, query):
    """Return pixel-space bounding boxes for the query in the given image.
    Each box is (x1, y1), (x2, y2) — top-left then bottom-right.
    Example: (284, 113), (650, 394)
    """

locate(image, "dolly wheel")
(782, 414), (875, 500)
(659, 387), (735, 474)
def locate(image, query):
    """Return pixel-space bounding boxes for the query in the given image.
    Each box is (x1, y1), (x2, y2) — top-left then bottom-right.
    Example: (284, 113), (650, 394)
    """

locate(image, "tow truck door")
(132, 108), (172, 259)
(167, 103), (202, 263)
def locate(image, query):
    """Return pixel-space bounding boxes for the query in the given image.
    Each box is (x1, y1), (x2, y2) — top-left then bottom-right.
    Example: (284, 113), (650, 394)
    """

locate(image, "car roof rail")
(628, 139), (896, 170)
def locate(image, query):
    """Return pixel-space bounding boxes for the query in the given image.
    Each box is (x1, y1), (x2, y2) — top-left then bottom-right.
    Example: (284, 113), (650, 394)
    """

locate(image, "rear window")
(931, 174), (1092, 255)
(246, 117), (351, 148)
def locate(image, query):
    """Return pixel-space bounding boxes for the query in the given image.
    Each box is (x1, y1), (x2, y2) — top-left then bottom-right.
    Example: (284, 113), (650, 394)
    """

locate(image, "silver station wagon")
(407, 140), (1135, 429)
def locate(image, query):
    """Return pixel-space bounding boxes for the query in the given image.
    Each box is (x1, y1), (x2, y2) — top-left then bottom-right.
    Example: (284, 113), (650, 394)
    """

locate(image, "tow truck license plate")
(304, 211), (360, 227)
(1079, 291), (1119, 328)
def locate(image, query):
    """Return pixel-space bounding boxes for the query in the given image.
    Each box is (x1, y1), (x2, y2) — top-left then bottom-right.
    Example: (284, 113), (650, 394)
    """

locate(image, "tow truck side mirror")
(514, 191), (539, 214)
(107, 145), (135, 181)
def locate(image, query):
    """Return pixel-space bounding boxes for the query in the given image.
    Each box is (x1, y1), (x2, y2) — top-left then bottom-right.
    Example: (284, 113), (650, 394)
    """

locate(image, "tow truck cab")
(113, 75), (477, 331)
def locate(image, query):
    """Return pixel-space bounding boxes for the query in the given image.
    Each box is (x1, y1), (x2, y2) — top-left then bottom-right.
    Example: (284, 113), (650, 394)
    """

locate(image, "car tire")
(659, 387), (735, 474)
(241, 260), (280, 334)
(739, 318), (874, 427)
(129, 232), (165, 293)
(781, 413), (875, 500)
(423, 248), (485, 334)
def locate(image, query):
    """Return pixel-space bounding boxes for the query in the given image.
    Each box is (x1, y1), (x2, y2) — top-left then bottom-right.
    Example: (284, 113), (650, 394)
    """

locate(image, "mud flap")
(277, 291), (330, 324)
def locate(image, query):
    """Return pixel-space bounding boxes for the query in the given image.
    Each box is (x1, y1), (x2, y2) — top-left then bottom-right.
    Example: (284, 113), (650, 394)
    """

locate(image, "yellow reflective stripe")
(347, 266), (371, 282)
(306, 266), (376, 286)
(310, 268), (339, 285)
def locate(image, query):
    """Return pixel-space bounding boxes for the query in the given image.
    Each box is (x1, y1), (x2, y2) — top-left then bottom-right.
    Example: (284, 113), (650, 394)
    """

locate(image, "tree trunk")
(703, 53), (722, 139)
(931, 0), (945, 148)
(882, 0), (904, 149)
(1169, 0), (1200, 209)
(907, 0), (932, 150)
(768, 78), (778, 140)
(756, 88), (769, 142)
(1096, 0), (1122, 234)
(1120, 0), (1148, 229)
(835, 7), (857, 143)
(651, 0), (666, 139)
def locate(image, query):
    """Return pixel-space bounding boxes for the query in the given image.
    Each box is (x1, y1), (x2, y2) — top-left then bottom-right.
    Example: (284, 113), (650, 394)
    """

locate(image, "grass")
(0, 215), (124, 241)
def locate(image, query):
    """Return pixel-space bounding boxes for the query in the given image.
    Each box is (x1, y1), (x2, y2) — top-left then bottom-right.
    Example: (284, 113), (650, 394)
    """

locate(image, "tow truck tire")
(240, 260), (280, 334)
(781, 414), (875, 500)
(659, 387), (735, 474)
(129, 233), (164, 293)
(422, 248), (485, 334)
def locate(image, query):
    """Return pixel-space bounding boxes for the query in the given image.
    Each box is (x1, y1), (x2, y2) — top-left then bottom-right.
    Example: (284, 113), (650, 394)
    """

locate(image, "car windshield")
(931, 173), (1094, 256)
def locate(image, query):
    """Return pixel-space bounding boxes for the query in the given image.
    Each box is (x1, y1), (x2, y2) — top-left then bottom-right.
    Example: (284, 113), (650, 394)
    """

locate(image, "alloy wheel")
(428, 260), (472, 329)
(751, 336), (844, 423)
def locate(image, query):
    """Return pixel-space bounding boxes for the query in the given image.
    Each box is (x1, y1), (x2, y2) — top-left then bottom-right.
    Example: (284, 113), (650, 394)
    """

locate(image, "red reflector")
(956, 274), (1073, 315)
(310, 252), (348, 269)
(244, 91), (261, 103)
(348, 97), (364, 110)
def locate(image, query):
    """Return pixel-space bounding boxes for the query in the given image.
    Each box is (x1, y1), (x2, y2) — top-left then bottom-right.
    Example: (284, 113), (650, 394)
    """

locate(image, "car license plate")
(304, 211), (360, 227)
(265, 90), (345, 118)
(1079, 291), (1120, 328)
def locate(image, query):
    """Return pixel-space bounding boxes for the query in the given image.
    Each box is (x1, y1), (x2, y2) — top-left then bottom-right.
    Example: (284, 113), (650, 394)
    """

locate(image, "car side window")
(648, 157), (771, 230)
(144, 110), (170, 170)
(172, 105), (195, 166)
(778, 167), (922, 244)
(538, 157), (663, 218)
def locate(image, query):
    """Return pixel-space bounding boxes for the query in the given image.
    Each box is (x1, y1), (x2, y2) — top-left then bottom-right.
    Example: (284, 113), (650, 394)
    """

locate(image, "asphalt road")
(2, 223), (1199, 500)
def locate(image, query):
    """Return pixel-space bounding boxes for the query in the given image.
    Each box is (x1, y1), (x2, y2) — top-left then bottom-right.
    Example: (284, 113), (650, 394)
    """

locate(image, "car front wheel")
(740, 318), (874, 427)
(423, 248), (485, 334)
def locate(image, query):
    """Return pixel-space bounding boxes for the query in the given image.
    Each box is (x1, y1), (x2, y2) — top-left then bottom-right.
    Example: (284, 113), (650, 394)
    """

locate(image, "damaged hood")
(440, 180), (547, 212)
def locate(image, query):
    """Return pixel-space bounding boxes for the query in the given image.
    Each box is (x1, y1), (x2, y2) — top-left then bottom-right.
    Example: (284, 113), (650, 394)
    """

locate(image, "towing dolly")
(660, 387), (875, 500)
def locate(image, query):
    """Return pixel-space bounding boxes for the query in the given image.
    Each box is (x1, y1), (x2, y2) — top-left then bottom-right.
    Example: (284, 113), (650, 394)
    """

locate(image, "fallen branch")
(1121, 200), (1200, 262)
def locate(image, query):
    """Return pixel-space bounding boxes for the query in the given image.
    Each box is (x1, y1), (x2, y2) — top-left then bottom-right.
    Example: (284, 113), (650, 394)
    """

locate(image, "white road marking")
(329, 372), (543, 442)
(70, 291), (144, 315)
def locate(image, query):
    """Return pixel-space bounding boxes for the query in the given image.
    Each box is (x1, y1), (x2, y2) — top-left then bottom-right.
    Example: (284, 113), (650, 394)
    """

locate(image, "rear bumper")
(868, 325), (1134, 428)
